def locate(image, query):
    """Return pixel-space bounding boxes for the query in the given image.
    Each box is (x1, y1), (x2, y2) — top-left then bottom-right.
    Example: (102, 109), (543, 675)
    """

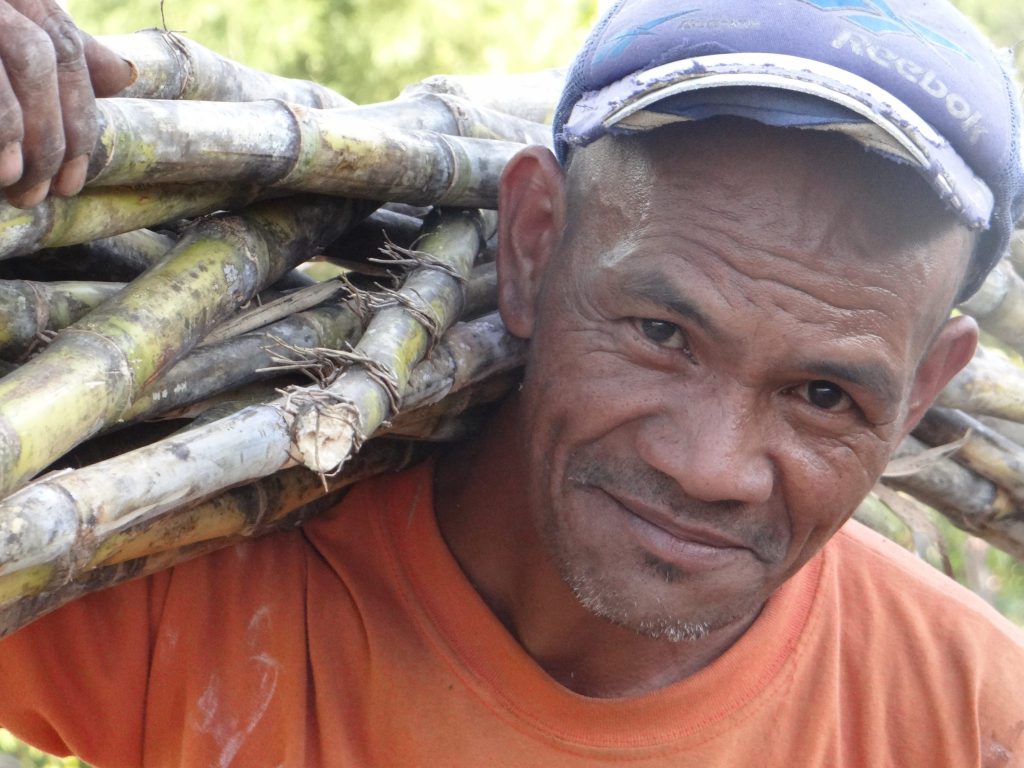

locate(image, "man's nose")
(636, 387), (775, 505)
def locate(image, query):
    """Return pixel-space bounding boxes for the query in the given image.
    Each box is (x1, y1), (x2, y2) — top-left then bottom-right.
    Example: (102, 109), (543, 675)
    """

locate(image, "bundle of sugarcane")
(0, 29), (1021, 638)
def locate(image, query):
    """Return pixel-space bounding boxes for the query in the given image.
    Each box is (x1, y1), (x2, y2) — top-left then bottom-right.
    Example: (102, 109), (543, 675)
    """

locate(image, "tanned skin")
(0, 0), (134, 207)
(434, 121), (978, 698)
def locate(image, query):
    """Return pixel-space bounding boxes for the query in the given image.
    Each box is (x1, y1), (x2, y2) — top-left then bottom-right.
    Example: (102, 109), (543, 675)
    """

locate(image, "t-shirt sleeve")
(0, 570), (172, 767)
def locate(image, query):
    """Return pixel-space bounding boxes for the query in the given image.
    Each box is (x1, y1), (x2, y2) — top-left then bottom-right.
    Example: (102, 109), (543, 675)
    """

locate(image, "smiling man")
(448, 120), (980, 686)
(1, 0), (1023, 766)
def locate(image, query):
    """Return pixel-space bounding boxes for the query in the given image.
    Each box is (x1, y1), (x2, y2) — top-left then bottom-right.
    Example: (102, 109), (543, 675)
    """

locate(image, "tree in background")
(67, 0), (596, 104)
(64, 0), (1021, 104)
(955, 0), (1024, 72)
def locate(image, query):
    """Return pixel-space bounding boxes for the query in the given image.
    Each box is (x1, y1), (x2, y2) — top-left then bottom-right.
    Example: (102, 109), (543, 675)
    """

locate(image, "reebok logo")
(799, 0), (974, 61)
(833, 29), (986, 144)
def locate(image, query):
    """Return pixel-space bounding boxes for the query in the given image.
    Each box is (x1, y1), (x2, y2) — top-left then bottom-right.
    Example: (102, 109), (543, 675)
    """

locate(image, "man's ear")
(902, 314), (978, 436)
(496, 145), (567, 339)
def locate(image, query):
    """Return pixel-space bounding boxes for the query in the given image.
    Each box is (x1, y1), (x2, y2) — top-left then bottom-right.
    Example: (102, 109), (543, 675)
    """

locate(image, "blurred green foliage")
(4, 0), (1024, 764)
(67, 0), (596, 104)
(62, 0), (1022, 104)
(0, 728), (88, 767)
(954, 0), (1024, 72)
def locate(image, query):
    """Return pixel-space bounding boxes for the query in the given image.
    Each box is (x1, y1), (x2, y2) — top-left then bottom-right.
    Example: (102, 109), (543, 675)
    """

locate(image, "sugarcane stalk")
(400, 311), (523, 406)
(287, 209), (490, 470)
(871, 482), (955, 568)
(79, 228), (177, 274)
(958, 260), (1024, 356)
(0, 438), (425, 639)
(49, 374), (513, 592)
(384, 371), (516, 440)
(0, 183), (255, 260)
(84, 98), (520, 208)
(124, 301), (363, 421)
(0, 196), (364, 496)
(464, 262), (497, 317)
(979, 416), (1024, 448)
(0, 311), (526, 586)
(937, 347), (1024, 422)
(123, 259), (501, 422)
(112, 382), (510, 575)
(354, 93), (552, 146)
(359, 208), (424, 243)
(322, 208), (424, 274)
(272, 269), (319, 291)
(1008, 230), (1024, 276)
(854, 491), (914, 548)
(914, 406), (1024, 505)
(100, 30), (354, 108)
(0, 280), (126, 360)
(885, 436), (1024, 560)
(0, 228), (176, 282)
(166, 302), (521, 422)
(401, 69), (565, 124)
(152, 386), (286, 425)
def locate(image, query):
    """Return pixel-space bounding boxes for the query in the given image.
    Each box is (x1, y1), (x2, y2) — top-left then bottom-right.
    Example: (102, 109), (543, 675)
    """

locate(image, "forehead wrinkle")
(747, 272), (903, 321)
(692, 218), (911, 321)
(632, 135), (953, 314)
(744, 276), (916, 375)
(635, 207), (915, 345)
(627, 224), (916, 382)
(616, 216), (877, 329)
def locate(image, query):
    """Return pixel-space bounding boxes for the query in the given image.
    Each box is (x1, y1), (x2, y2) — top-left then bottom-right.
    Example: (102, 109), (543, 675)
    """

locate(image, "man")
(1, 0), (1023, 766)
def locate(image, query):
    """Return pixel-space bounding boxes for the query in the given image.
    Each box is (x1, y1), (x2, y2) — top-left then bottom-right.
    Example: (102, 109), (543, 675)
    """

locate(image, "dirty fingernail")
(52, 155), (89, 197)
(6, 179), (51, 209)
(0, 143), (23, 187)
(122, 57), (139, 86)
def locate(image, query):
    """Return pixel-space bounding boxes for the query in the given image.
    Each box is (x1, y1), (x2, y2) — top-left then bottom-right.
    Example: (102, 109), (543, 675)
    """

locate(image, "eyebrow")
(800, 359), (901, 405)
(620, 271), (720, 339)
(620, 269), (901, 403)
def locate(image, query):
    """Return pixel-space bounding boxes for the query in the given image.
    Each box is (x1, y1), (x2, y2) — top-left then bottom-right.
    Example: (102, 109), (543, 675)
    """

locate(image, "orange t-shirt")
(1, 461), (1022, 767)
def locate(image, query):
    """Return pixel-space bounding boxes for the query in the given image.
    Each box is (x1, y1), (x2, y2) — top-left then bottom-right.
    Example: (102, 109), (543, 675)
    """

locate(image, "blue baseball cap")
(553, 0), (1024, 300)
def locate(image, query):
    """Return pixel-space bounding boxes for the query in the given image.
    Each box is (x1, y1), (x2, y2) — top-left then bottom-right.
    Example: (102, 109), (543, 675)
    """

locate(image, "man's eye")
(637, 319), (687, 349)
(798, 380), (852, 411)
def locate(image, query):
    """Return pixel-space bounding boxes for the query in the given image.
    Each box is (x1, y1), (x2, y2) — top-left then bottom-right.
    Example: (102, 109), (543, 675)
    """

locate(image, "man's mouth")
(598, 487), (753, 572)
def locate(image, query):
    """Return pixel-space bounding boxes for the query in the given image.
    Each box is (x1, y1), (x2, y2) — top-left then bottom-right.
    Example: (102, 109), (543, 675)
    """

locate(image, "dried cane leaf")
(201, 280), (347, 345)
(883, 433), (970, 478)
(873, 483), (954, 576)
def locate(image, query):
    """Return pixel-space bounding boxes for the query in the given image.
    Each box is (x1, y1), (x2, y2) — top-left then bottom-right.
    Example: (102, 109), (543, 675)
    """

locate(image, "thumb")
(81, 32), (136, 97)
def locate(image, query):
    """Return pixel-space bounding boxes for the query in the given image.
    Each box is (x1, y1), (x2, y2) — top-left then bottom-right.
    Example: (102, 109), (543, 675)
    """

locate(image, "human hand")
(0, 0), (135, 207)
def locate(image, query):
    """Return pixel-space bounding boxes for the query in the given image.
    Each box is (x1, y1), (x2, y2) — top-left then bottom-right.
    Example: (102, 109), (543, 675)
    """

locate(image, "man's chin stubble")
(560, 562), (713, 643)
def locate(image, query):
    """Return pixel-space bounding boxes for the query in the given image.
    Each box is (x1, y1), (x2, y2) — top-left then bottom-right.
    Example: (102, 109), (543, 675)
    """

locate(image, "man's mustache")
(564, 449), (789, 564)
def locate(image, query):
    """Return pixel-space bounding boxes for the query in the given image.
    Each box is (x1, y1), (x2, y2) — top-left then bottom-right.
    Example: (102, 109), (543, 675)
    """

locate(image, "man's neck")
(432, 395), (759, 698)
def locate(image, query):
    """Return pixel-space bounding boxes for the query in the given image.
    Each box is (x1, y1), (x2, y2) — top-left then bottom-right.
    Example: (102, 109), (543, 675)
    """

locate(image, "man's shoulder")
(301, 458), (435, 576)
(311, 459), (433, 529)
(828, 519), (1023, 652)
(818, 521), (1024, 759)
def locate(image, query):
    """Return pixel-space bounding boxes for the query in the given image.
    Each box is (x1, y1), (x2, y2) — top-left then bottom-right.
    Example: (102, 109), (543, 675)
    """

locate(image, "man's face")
(505, 124), (973, 641)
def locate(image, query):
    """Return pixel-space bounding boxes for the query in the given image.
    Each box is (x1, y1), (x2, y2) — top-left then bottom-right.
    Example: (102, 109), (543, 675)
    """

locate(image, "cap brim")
(564, 53), (993, 229)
